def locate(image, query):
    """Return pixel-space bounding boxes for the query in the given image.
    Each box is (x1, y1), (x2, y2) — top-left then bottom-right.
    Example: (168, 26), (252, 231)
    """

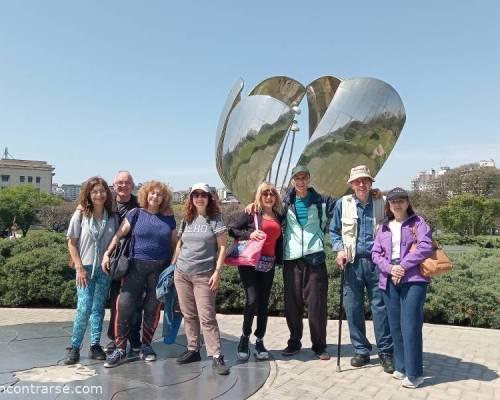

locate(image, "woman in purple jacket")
(372, 187), (433, 389)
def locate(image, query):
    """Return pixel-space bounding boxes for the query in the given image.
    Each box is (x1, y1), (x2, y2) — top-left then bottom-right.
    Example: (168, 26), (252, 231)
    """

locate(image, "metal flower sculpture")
(216, 76), (406, 203)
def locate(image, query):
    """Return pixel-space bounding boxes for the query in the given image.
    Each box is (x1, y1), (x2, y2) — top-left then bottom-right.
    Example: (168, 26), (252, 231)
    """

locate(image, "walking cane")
(336, 266), (346, 372)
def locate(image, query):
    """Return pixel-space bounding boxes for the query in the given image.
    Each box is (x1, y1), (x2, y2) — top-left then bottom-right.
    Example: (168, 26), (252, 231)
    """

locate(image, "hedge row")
(0, 231), (499, 328)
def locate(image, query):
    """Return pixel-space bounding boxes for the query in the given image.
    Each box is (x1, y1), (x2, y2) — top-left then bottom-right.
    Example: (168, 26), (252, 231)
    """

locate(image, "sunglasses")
(262, 190), (276, 197)
(192, 191), (209, 198)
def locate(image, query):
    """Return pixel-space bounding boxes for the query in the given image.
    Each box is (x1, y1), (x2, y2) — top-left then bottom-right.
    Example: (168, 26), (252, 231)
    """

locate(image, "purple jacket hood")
(371, 214), (433, 290)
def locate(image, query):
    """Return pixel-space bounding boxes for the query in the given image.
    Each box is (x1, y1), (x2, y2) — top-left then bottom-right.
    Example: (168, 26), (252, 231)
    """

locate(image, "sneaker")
(212, 355), (230, 375)
(281, 344), (301, 357)
(139, 344), (157, 362)
(89, 344), (107, 360)
(64, 346), (80, 365)
(350, 354), (370, 367)
(237, 335), (250, 361)
(314, 350), (331, 361)
(176, 349), (201, 364)
(254, 339), (269, 360)
(401, 376), (424, 389)
(104, 341), (116, 354)
(104, 349), (127, 368)
(379, 353), (395, 374)
(393, 370), (406, 380)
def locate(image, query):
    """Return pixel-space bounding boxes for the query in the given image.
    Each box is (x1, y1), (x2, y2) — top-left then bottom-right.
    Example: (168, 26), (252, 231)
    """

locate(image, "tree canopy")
(438, 194), (500, 236)
(0, 186), (60, 236)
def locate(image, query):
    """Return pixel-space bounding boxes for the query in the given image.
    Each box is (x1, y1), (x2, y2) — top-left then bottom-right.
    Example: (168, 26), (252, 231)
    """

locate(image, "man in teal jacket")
(281, 166), (336, 360)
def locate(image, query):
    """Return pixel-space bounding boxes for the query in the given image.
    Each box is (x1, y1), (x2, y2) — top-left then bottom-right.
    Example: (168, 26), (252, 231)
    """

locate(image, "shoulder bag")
(410, 222), (452, 278)
(109, 208), (141, 280)
(225, 213), (266, 267)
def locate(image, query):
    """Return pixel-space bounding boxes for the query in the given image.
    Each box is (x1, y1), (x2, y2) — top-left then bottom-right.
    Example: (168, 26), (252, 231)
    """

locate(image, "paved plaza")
(0, 308), (498, 400)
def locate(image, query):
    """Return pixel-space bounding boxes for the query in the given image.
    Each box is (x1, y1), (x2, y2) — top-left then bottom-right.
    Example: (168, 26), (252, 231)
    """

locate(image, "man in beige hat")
(329, 165), (394, 373)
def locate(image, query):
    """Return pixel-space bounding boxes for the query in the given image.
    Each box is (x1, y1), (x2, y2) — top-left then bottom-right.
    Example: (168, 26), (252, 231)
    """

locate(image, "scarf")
(86, 209), (109, 279)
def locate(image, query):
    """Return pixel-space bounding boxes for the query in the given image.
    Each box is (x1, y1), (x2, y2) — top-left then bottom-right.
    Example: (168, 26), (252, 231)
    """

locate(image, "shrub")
(0, 232), (76, 307)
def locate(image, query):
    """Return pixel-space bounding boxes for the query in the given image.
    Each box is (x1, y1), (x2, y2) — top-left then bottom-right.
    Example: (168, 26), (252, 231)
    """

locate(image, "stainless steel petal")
(215, 78), (244, 188)
(306, 76), (342, 138)
(298, 77), (406, 197)
(222, 95), (295, 203)
(249, 76), (306, 107)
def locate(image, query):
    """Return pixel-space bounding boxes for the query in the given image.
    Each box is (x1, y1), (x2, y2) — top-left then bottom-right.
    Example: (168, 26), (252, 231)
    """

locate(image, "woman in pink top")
(228, 182), (283, 361)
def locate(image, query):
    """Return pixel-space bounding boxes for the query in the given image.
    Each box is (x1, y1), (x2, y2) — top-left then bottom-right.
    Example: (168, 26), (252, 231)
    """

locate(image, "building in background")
(61, 184), (81, 201)
(0, 157), (55, 193)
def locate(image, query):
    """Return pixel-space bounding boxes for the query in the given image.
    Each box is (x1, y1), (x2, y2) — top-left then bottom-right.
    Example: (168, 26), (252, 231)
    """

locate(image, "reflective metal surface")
(215, 78), (244, 188)
(249, 76), (306, 107)
(297, 77), (406, 197)
(306, 76), (342, 138)
(216, 76), (406, 202)
(221, 94), (295, 203)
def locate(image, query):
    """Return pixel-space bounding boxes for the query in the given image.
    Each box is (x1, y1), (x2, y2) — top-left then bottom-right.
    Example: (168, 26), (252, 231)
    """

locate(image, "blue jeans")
(71, 265), (111, 348)
(343, 257), (393, 355)
(382, 276), (427, 379)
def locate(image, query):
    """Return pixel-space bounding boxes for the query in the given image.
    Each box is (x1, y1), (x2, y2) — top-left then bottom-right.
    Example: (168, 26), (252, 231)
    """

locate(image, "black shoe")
(254, 339), (269, 360)
(89, 344), (106, 360)
(350, 354), (370, 367)
(237, 335), (250, 361)
(281, 344), (301, 357)
(212, 355), (230, 375)
(379, 353), (395, 374)
(104, 341), (116, 354)
(64, 346), (80, 365)
(176, 349), (201, 364)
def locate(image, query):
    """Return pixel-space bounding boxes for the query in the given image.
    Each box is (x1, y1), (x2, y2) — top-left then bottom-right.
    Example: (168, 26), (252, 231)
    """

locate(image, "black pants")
(115, 259), (164, 350)
(283, 258), (328, 353)
(238, 265), (275, 339)
(107, 279), (142, 347)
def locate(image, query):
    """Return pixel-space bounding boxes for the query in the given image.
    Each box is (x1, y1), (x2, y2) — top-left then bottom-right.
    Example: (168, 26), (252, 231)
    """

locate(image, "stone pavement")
(1, 308), (499, 400)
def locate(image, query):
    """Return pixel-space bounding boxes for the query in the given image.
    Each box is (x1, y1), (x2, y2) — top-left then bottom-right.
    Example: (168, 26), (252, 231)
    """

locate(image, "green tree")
(438, 194), (500, 236)
(0, 186), (60, 237)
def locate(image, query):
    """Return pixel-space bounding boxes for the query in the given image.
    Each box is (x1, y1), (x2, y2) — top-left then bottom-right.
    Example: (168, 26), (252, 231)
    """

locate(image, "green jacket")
(282, 187), (336, 261)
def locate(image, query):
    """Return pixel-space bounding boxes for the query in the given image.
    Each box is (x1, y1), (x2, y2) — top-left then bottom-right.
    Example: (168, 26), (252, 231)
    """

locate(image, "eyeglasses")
(90, 189), (106, 195)
(262, 190), (276, 197)
(192, 191), (209, 198)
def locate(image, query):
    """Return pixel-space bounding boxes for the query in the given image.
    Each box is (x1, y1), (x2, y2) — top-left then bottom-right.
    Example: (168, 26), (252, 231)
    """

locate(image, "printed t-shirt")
(176, 214), (226, 275)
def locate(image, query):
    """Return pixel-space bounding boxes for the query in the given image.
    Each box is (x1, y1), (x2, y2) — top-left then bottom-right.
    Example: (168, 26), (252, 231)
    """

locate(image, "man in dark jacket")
(104, 171), (142, 354)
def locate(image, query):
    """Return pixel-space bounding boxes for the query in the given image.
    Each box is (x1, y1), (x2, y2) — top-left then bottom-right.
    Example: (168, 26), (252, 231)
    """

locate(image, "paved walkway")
(1, 309), (499, 400)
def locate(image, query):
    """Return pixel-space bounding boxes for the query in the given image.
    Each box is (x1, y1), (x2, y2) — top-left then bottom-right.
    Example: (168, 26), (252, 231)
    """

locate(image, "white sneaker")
(402, 376), (424, 389)
(392, 370), (405, 380)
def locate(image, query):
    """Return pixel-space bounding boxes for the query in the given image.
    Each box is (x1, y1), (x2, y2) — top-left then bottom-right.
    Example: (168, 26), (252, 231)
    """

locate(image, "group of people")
(65, 164), (433, 389)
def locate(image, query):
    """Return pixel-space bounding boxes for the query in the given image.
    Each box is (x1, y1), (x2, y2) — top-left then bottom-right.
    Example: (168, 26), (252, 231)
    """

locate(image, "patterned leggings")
(71, 265), (111, 348)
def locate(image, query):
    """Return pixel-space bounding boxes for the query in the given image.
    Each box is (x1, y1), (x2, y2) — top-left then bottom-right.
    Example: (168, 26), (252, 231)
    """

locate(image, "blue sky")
(1, 1), (499, 192)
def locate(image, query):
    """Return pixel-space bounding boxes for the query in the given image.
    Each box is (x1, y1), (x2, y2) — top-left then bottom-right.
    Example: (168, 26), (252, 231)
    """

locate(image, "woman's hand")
(208, 269), (221, 291)
(76, 267), (88, 288)
(101, 253), (110, 274)
(250, 230), (266, 240)
(391, 265), (405, 279)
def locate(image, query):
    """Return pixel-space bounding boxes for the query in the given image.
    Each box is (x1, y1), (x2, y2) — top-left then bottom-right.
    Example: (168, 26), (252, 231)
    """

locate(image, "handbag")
(225, 213), (266, 267)
(410, 222), (452, 278)
(109, 208), (140, 280)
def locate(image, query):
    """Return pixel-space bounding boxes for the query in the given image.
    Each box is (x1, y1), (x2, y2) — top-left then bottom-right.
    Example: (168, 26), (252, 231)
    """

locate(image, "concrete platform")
(0, 309), (499, 400)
